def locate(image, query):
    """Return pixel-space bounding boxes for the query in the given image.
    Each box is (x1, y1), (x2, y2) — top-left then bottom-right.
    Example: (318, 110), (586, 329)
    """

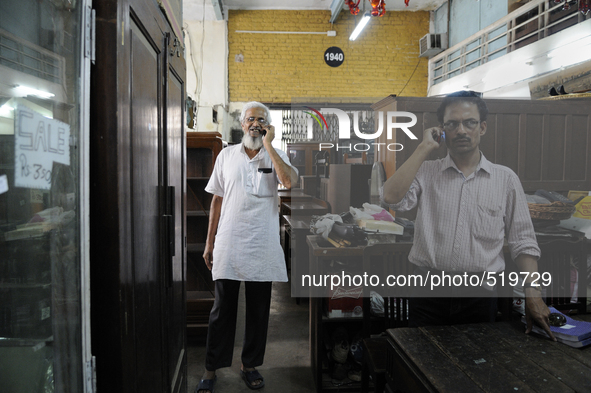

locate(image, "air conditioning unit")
(419, 33), (448, 58)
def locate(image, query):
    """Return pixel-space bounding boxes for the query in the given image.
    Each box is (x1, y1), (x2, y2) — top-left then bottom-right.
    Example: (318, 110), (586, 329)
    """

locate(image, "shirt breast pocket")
(474, 204), (504, 242)
(251, 170), (276, 198)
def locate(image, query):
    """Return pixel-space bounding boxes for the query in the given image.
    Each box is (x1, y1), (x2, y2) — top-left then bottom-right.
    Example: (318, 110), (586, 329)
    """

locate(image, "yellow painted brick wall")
(228, 10), (429, 103)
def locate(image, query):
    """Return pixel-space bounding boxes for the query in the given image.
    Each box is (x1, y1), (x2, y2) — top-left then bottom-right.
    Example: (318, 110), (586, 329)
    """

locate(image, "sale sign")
(14, 105), (71, 190)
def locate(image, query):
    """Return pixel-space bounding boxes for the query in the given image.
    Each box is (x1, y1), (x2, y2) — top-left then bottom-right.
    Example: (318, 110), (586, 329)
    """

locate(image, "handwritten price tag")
(14, 105), (70, 190)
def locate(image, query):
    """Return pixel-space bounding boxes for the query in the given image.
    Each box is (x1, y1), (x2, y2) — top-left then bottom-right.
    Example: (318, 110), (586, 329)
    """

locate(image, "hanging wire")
(397, 58), (422, 96)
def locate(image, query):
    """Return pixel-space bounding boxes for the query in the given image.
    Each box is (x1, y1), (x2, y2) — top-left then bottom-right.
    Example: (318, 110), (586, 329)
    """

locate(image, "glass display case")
(0, 0), (92, 391)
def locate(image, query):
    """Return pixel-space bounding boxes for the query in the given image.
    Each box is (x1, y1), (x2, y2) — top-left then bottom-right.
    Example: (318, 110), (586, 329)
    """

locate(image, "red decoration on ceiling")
(370, 0), (386, 16)
(554, 0), (590, 13)
(580, 0), (591, 15)
(346, 0), (361, 15)
(346, 1), (411, 16)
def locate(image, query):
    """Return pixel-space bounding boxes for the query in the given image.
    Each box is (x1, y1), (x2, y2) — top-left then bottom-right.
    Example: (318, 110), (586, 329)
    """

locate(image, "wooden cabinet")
(286, 142), (334, 182)
(186, 132), (223, 337)
(372, 95), (591, 194)
(306, 236), (413, 392)
(324, 164), (372, 214)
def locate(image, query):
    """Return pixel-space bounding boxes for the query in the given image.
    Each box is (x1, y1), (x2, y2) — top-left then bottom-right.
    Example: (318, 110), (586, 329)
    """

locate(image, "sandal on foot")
(241, 369), (265, 390)
(195, 375), (216, 393)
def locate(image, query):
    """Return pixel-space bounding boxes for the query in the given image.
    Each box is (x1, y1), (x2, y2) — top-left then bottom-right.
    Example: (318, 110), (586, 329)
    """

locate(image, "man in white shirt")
(196, 102), (298, 393)
(381, 91), (555, 340)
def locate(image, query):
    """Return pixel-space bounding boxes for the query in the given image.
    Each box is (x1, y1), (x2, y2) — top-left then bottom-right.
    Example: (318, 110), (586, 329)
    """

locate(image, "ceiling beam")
(330, 0), (345, 24)
(210, 0), (224, 20)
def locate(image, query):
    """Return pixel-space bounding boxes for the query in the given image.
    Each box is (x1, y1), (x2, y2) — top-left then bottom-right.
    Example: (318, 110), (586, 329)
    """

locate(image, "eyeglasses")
(442, 119), (481, 132)
(246, 117), (268, 125)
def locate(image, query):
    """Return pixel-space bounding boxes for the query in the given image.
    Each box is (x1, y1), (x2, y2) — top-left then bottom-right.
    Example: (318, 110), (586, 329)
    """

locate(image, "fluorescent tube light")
(13, 85), (55, 99)
(0, 104), (14, 118)
(349, 12), (371, 41)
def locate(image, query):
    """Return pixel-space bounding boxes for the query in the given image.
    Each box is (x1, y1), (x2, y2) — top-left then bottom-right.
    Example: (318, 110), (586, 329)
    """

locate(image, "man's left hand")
(524, 289), (557, 341)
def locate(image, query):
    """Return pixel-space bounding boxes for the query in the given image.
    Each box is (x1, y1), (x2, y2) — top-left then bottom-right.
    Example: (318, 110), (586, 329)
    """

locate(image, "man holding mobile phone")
(196, 102), (298, 393)
(381, 91), (555, 341)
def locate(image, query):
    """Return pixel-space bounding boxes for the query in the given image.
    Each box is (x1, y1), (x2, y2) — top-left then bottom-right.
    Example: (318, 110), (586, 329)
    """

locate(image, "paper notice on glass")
(14, 105), (70, 190)
(0, 174), (8, 195)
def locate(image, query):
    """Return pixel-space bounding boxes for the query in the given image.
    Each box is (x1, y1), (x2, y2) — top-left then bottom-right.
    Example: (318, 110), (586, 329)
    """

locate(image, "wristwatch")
(523, 282), (542, 292)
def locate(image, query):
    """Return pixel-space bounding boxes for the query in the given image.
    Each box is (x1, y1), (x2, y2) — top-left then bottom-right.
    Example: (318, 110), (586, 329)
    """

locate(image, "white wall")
(184, 19), (228, 134)
(433, 2), (448, 34)
(449, 0), (507, 47)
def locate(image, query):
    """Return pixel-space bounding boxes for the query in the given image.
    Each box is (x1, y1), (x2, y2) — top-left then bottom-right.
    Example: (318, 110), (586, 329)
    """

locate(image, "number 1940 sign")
(324, 47), (344, 67)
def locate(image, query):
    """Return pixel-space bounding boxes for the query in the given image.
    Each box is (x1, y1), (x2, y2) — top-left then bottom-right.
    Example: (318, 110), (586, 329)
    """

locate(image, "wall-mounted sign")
(324, 47), (344, 67)
(14, 105), (70, 190)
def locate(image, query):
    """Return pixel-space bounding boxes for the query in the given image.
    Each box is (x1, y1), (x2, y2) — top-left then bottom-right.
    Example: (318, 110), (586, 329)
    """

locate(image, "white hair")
(240, 101), (271, 124)
(242, 133), (264, 150)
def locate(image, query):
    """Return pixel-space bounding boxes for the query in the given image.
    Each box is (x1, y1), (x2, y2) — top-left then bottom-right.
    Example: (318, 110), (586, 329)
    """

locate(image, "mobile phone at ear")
(261, 129), (267, 136)
(435, 131), (445, 143)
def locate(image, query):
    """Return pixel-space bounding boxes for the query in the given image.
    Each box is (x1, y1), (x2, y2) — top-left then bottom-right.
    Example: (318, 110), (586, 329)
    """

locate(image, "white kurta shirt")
(205, 143), (297, 282)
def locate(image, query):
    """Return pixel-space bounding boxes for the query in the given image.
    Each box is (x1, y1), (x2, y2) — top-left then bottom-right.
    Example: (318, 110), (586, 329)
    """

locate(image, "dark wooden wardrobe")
(89, 0), (187, 392)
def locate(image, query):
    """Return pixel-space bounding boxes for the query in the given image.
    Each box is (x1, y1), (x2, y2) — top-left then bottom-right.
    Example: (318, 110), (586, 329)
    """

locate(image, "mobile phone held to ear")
(433, 130), (445, 143)
(261, 129), (267, 136)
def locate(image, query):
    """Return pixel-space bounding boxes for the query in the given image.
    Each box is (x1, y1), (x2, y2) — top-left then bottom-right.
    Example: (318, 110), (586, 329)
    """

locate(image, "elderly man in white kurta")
(196, 102), (298, 393)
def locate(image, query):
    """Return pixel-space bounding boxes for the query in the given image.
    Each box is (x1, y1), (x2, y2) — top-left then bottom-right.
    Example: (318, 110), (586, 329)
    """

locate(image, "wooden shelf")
(286, 142), (334, 185)
(320, 375), (362, 391)
(0, 336), (54, 347)
(0, 283), (51, 289)
(187, 211), (209, 216)
(187, 243), (205, 253)
(186, 323), (209, 337)
(186, 132), (222, 337)
(187, 177), (210, 181)
(321, 316), (364, 323)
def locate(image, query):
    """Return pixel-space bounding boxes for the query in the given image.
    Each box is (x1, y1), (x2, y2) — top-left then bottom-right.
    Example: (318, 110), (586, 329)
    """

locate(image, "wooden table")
(304, 233), (589, 393)
(282, 201), (328, 216)
(278, 189), (313, 215)
(385, 319), (591, 393)
(278, 188), (313, 200)
(281, 215), (312, 282)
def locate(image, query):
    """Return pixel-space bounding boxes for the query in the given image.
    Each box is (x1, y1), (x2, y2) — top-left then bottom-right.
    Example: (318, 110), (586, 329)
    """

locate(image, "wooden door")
(90, 1), (186, 392)
(129, 17), (164, 391)
(165, 37), (187, 392)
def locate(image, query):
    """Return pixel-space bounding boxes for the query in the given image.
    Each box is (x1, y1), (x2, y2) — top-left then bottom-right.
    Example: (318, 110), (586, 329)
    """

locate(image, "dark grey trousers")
(205, 279), (273, 371)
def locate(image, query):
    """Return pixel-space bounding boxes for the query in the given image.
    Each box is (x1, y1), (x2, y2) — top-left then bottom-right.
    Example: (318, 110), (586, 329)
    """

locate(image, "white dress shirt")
(382, 153), (540, 272)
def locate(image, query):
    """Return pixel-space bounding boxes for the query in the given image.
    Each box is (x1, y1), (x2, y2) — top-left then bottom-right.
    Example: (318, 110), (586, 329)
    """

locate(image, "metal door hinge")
(85, 7), (96, 64)
(86, 356), (97, 392)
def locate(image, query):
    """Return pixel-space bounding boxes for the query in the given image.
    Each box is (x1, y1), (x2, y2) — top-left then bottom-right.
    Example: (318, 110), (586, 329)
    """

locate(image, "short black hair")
(436, 90), (489, 124)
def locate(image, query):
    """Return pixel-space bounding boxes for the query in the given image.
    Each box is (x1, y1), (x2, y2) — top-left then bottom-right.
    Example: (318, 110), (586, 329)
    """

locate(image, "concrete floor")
(187, 281), (317, 393)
